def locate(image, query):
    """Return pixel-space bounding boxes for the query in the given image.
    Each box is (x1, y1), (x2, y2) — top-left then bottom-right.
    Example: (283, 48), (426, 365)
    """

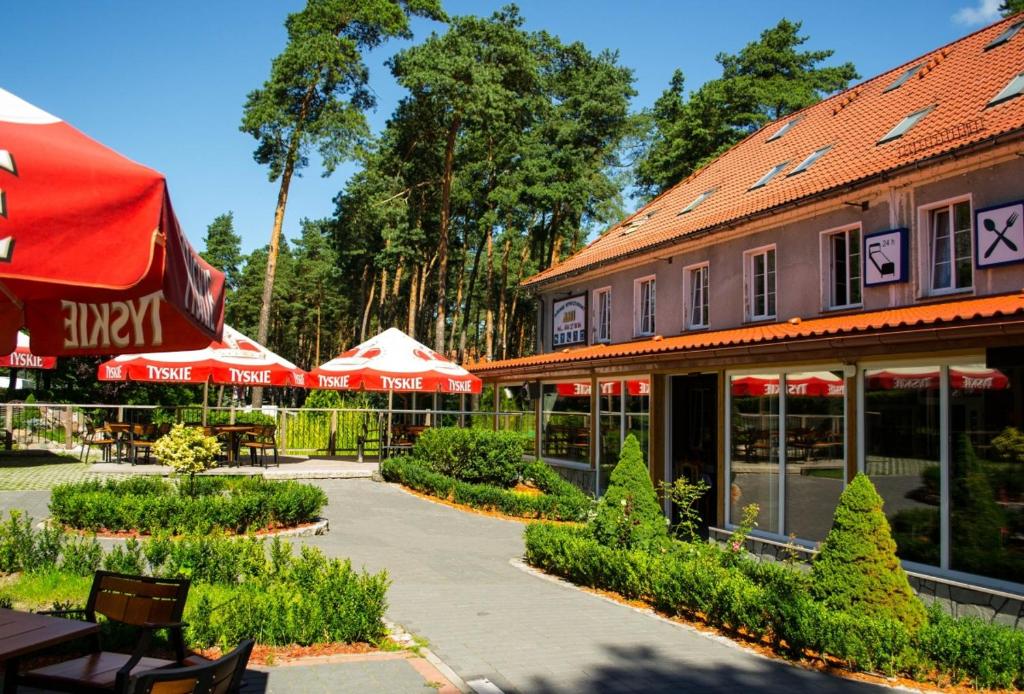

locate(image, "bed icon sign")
(976, 202), (1024, 269)
(863, 228), (907, 286)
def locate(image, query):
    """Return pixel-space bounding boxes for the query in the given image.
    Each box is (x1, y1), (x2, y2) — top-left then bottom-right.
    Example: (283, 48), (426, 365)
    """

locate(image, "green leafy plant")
(658, 476), (709, 542)
(991, 426), (1024, 464)
(152, 424), (221, 493)
(413, 427), (525, 487)
(810, 473), (926, 630)
(590, 434), (666, 550)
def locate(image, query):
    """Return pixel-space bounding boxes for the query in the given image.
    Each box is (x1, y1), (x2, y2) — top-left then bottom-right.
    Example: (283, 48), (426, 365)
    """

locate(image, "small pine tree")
(811, 473), (926, 630)
(590, 434), (667, 550)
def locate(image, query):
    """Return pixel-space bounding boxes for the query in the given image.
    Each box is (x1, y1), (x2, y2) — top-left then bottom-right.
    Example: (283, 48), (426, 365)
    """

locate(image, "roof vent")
(831, 88), (862, 115)
(788, 317), (802, 325)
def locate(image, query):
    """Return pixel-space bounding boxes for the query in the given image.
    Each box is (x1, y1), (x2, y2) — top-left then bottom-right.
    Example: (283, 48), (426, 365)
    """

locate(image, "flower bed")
(381, 456), (592, 522)
(49, 476), (327, 535)
(0, 511), (388, 650)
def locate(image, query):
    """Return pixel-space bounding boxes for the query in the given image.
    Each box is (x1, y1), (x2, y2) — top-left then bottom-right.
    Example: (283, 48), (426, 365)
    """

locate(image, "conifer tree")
(810, 473), (926, 630)
(590, 434), (666, 550)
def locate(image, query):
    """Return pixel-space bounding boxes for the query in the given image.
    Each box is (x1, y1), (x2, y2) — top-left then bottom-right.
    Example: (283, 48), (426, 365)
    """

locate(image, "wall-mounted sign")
(863, 228), (908, 286)
(552, 294), (587, 347)
(976, 201), (1024, 269)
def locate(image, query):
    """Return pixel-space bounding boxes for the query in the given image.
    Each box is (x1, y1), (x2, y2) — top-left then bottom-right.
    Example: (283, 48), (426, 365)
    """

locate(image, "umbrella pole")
(202, 381), (209, 426)
(386, 390), (393, 461)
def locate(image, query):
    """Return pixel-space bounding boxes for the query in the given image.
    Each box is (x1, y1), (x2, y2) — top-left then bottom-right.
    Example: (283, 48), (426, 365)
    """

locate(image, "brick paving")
(0, 454), (107, 490)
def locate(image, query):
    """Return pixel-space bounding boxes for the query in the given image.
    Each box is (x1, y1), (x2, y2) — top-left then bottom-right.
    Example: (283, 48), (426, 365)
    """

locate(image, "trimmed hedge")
(0, 513), (388, 649)
(50, 476), (327, 535)
(413, 427), (524, 487)
(380, 456), (593, 522)
(591, 434), (667, 550)
(524, 522), (1024, 689)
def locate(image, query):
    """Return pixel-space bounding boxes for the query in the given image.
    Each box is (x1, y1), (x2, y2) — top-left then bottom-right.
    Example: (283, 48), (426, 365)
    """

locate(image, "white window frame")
(683, 262), (710, 329)
(633, 275), (656, 337)
(743, 245), (777, 322)
(819, 224), (863, 311)
(917, 194), (974, 297)
(592, 286), (611, 344)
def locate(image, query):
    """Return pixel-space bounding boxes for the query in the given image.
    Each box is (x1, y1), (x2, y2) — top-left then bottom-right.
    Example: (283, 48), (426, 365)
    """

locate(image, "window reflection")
(541, 383), (591, 464)
(730, 375), (780, 533)
(865, 367), (941, 567)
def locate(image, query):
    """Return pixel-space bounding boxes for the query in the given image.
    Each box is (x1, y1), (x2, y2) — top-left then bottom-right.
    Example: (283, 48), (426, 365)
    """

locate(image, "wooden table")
(0, 608), (99, 693)
(205, 425), (257, 466)
(105, 423), (132, 462)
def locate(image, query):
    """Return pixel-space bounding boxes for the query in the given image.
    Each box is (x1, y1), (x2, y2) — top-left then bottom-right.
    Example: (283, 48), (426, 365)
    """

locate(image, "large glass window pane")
(832, 233), (848, 307)
(865, 367), (941, 566)
(785, 371), (846, 542)
(932, 209), (952, 290)
(730, 375), (780, 532)
(626, 379), (650, 463)
(950, 361), (1024, 582)
(541, 383), (591, 465)
(849, 229), (861, 305)
(953, 201), (973, 289)
(498, 383), (536, 457)
(598, 380), (622, 496)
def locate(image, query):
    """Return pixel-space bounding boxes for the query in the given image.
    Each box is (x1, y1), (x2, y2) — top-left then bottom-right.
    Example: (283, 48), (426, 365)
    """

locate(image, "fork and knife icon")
(983, 211), (1020, 259)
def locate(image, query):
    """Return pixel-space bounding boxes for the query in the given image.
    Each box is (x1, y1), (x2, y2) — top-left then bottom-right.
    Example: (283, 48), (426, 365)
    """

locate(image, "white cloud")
(953, 0), (1002, 26)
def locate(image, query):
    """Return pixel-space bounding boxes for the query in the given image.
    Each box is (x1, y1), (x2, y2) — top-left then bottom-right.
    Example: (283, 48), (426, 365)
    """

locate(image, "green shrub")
(810, 473), (926, 630)
(916, 604), (1024, 689)
(49, 477), (327, 535)
(992, 426), (1024, 464)
(413, 427), (524, 487)
(381, 456), (592, 522)
(589, 434), (666, 550)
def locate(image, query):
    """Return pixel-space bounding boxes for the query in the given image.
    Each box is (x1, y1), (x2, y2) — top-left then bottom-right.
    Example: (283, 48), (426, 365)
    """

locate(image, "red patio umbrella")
(731, 372), (845, 397)
(866, 367), (1009, 392)
(0, 332), (55, 370)
(97, 325), (306, 388)
(555, 379), (650, 398)
(0, 88), (225, 355)
(311, 328), (481, 394)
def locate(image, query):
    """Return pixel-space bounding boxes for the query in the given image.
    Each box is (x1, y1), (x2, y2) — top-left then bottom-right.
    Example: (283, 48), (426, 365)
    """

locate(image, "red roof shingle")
(525, 15), (1024, 288)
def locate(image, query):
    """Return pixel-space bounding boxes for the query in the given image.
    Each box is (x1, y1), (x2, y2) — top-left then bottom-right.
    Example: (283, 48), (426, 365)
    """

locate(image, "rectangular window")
(686, 263), (710, 329)
(929, 200), (972, 293)
(827, 227), (862, 308)
(635, 276), (656, 336)
(745, 247), (776, 321)
(594, 288), (611, 343)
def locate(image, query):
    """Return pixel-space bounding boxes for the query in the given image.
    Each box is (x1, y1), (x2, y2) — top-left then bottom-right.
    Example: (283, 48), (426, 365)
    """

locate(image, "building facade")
(472, 15), (1024, 600)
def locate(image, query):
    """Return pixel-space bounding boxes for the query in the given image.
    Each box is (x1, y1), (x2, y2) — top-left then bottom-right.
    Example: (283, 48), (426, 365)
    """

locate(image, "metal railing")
(0, 402), (534, 459)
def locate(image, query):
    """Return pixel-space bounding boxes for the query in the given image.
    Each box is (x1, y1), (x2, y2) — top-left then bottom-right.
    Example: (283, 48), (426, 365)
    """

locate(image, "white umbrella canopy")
(311, 327), (481, 394)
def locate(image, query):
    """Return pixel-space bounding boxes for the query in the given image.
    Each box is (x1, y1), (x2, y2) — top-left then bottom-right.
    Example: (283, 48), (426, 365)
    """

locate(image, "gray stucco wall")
(539, 157), (1024, 352)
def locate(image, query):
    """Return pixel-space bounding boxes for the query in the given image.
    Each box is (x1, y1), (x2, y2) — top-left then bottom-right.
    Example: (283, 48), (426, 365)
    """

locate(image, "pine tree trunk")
(407, 265), (419, 339)
(360, 274), (376, 342)
(434, 116), (461, 353)
(484, 227), (495, 359)
(447, 267), (464, 357)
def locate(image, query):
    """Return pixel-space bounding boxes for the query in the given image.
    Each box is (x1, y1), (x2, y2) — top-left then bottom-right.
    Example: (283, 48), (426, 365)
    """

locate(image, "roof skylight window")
(877, 105), (935, 144)
(985, 19), (1024, 50)
(788, 145), (833, 176)
(989, 72), (1024, 107)
(679, 188), (716, 214)
(748, 162), (789, 190)
(766, 117), (801, 142)
(882, 64), (923, 93)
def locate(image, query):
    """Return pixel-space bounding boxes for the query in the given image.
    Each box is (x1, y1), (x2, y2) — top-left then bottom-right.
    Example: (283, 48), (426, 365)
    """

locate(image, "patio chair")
(81, 421), (115, 463)
(21, 570), (191, 693)
(128, 424), (159, 465)
(242, 425), (278, 467)
(128, 639), (254, 694)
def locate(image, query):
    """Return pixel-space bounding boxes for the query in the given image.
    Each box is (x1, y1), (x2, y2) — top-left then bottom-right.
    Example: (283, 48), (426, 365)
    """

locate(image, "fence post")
(117, 406), (124, 423)
(279, 411), (288, 457)
(64, 407), (73, 450)
(4, 404), (12, 450)
(329, 409), (338, 456)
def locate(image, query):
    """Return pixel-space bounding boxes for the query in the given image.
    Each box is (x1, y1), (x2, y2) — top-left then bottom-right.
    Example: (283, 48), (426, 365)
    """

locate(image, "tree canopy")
(633, 19), (858, 198)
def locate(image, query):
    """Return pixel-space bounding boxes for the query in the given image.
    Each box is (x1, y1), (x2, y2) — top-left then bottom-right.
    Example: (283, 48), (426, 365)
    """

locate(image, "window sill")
(918, 287), (975, 301)
(745, 315), (777, 324)
(823, 303), (863, 313)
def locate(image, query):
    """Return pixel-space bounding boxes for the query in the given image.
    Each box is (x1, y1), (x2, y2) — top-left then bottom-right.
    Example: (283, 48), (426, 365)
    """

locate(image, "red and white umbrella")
(0, 332), (55, 370)
(0, 87), (225, 356)
(866, 367), (1009, 392)
(97, 325), (306, 387)
(555, 379), (650, 398)
(731, 372), (846, 397)
(311, 327), (481, 394)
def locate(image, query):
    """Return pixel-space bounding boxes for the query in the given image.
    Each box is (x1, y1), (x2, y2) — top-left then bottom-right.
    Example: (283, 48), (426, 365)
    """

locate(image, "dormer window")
(679, 189), (716, 214)
(788, 145), (832, 176)
(877, 106), (935, 144)
(985, 19), (1024, 50)
(766, 117), (801, 142)
(749, 162), (789, 191)
(989, 72), (1024, 107)
(882, 64), (923, 93)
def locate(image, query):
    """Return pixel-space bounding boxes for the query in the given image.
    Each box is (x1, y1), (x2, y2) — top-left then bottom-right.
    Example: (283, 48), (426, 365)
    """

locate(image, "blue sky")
(3, 0), (1008, 254)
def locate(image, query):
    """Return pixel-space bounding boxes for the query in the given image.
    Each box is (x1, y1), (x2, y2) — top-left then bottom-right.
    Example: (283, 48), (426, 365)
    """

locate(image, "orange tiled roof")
(468, 292), (1024, 374)
(525, 15), (1024, 288)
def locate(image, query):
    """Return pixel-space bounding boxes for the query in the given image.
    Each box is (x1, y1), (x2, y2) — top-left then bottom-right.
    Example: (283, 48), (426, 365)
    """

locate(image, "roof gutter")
(524, 126), (1024, 291)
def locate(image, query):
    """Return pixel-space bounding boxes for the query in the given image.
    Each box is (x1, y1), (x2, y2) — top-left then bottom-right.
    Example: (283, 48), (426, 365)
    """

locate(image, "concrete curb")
(384, 618), (472, 693)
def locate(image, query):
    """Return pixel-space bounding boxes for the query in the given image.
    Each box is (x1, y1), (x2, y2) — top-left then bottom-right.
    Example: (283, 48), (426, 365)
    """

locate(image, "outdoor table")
(207, 425), (257, 466)
(0, 608), (99, 693)
(105, 423), (132, 463)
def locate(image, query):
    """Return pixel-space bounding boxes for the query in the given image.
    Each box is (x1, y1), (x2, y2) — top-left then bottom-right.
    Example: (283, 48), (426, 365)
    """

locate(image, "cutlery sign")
(976, 202), (1024, 268)
(863, 228), (908, 286)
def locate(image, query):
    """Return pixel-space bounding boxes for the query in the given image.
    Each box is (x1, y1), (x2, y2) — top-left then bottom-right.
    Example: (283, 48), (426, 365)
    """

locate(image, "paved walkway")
(304, 480), (883, 693)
